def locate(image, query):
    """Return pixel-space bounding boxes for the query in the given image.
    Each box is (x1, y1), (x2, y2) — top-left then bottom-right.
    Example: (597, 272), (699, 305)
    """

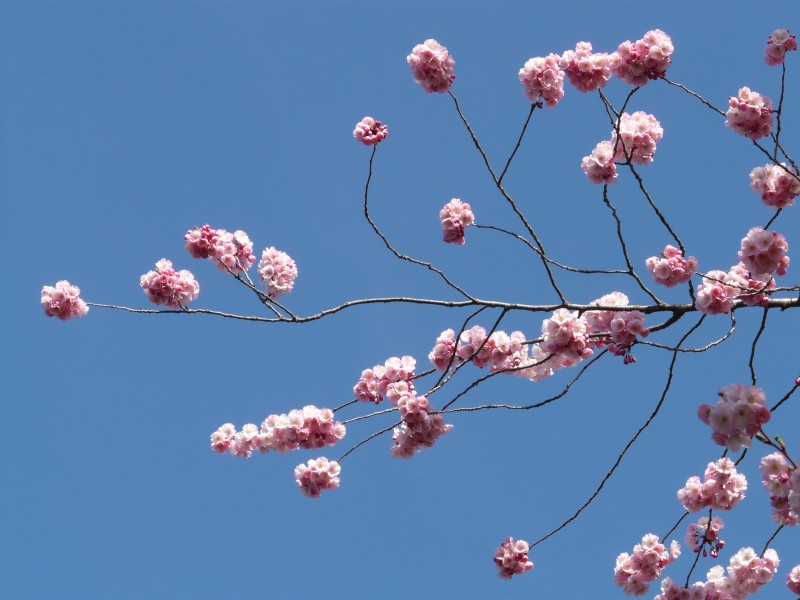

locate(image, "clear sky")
(2, 2), (799, 599)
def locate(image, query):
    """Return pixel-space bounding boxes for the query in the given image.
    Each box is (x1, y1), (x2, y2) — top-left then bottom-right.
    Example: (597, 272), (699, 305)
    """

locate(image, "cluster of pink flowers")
(429, 329), (457, 371)
(677, 457), (747, 513)
(493, 537), (534, 579)
(646, 245), (699, 287)
(391, 393), (452, 459)
(613, 534), (680, 595)
(612, 111), (664, 165)
(697, 384), (771, 451)
(518, 54), (565, 107)
(540, 309), (593, 368)
(584, 292), (649, 363)
(185, 225), (256, 274)
(654, 578), (707, 600)
(439, 198), (475, 245)
(738, 227), (789, 277)
(294, 457), (341, 498)
(353, 356), (416, 404)
(685, 516), (725, 558)
(140, 259), (200, 308)
(559, 42), (612, 93)
(726, 87), (773, 140)
(760, 452), (799, 526)
(407, 39), (455, 93)
(41, 280), (89, 320)
(749, 163), (800, 209)
(765, 29), (797, 66)
(610, 29), (674, 86)
(788, 565), (800, 594)
(695, 261), (777, 314)
(258, 247), (298, 299)
(210, 405), (346, 458)
(581, 140), (617, 185)
(353, 116), (388, 146)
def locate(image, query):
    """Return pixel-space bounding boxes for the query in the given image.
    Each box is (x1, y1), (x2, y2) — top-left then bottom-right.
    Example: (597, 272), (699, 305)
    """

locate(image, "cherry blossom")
(764, 29), (798, 66)
(353, 356), (416, 405)
(760, 452), (799, 526)
(725, 263), (775, 307)
(697, 384), (771, 451)
(749, 163), (800, 209)
(738, 227), (789, 278)
(685, 516), (725, 558)
(407, 39), (455, 93)
(429, 329), (457, 371)
(540, 309), (592, 368)
(440, 198), (475, 245)
(695, 270), (736, 315)
(294, 457), (341, 498)
(518, 53), (565, 107)
(353, 116), (388, 146)
(613, 533), (680, 595)
(646, 245), (698, 287)
(258, 247), (298, 299)
(726, 87), (773, 140)
(724, 547), (780, 597)
(611, 29), (674, 86)
(139, 259), (200, 308)
(654, 578), (706, 600)
(184, 224), (220, 259)
(210, 229), (256, 273)
(560, 42), (612, 93)
(391, 393), (452, 458)
(677, 458), (747, 513)
(493, 537), (534, 579)
(581, 140), (617, 185)
(787, 564), (800, 594)
(612, 111), (663, 165)
(41, 280), (89, 320)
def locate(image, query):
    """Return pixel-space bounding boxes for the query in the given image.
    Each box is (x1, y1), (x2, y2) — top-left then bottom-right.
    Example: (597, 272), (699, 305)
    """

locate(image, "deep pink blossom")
(210, 229), (256, 274)
(353, 116), (388, 146)
(41, 280), (89, 320)
(294, 457), (341, 498)
(646, 245), (698, 287)
(440, 198), (475, 245)
(560, 42), (612, 92)
(140, 259), (200, 308)
(697, 384), (770, 451)
(581, 140), (617, 184)
(407, 39), (455, 93)
(184, 224), (220, 259)
(686, 516), (725, 558)
(726, 87), (773, 140)
(614, 534), (680, 595)
(765, 29), (797, 66)
(749, 163), (800, 208)
(677, 457), (747, 513)
(519, 54), (565, 107)
(494, 537), (534, 579)
(611, 29), (674, 86)
(612, 111), (663, 165)
(738, 227), (789, 277)
(391, 393), (452, 458)
(258, 247), (298, 299)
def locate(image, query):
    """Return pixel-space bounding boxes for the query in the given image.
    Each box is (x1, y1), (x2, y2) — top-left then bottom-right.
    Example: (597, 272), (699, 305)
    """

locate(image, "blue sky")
(2, 2), (799, 598)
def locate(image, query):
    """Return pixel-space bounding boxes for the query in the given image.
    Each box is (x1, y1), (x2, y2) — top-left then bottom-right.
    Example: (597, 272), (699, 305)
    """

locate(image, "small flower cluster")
(788, 565), (800, 594)
(258, 247), (298, 299)
(540, 308), (593, 368)
(646, 245), (698, 287)
(613, 534), (680, 595)
(391, 393), (452, 459)
(765, 29), (797, 66)
(353, 356), (416, 404)
(612, 111), (664, 165)
(559, 42), (612, 93)
(428, 329), (457, 371)
(210, 405), (346, 458)
(185, 225), (256, 274)
(294, 457), (341, 498)
(760, 452), (799, 526)
(353, 116), (388, 146)
(407, 39), (455, 93)
(611, 29), (674, 86)
(584, 292), (649, 363)
(685, 516), (725, 558)
(140, 259), (200, 308)
(738, 227), (789, 278)
(493, 537), (534, 579)
(697, 384), (771, 451)
(749, 163), (800, 209)
(695, 261), (777, 315)
(440, 198), (475, 245)
(581, 141), (617, 185)
(653, 578), (706, 600)
(41, 280), (89, 320)
(677, 458), (747, 513)
(518, 53), (565, 107)
(726, 87), (773, 140)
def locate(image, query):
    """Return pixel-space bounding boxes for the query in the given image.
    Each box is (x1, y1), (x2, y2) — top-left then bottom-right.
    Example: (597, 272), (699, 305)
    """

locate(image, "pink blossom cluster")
(685, 516), (725, 558)
(258, 247), (298, 299)
(140, 259), (200, 308)
(646, 245), (699, 287)
(584, 292), (649, 363)
(612, 111), (664, 165)
(560, 42), (612, 93)
(738, 227), (789, 277)
(185, 225), (256, 274)
(440, 198), (475, 245)
(610, 29), (674, 86)
(760, 452), (799, 526)
(210, 405), (346, 458)
(41, 280), (89, 320)
(697, 384), (771, 451)
(407, 39), (455, 93)
(540, 309), (593, 368)
(581, 140), (617, 185)
(654, 578), (707, 600)
(695, 262), (776, 314)
(765, 29), (797, 66)
(390, 393), (452, 459)
(353, 355), (416, 404)
(677, 457), (747, 513)
(726, 87), (773, 140)
(749, 163), (800, 209)
(613, 533), (680, 595)
(493, 537), (534, 579)
(788, 565), (800, 594)
(294, 457), (341, 498)
(429, 329), (457, 371)
(518, 54), (565, 107)
(353, 116), (388, 146)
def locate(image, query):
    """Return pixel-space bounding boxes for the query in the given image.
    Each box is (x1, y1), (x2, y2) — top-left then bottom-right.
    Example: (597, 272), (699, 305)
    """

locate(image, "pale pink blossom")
(519, 54), (565, 107)
(294, 457), (341, 498)
(646, 245), (698, 287)
(697, 384), (770, 451)
(515, 343), (555, 382)
(560, 42), (612, 92)
(258, 247), (298, 299)
(429, 329), (457, 371)
(540, 309), (593, 368)
(41, 280), (89, 320)
(765, 29), (798, 66)
(685, 516), (725, 558)
(749, 163), (800, 209)
(581, 140), (617, 184)
(210, 229), (256, 273)
(184, 224), (220, 259)
(407, 39), (455, 93)
(725, 547), (780, 596)
(210, 423), (237, 454)
(611, 29), (674, 86)
(738, 227), (789, 277)
(493, 537), (533, 579)
(759, 452), (798, 526)
(614, 534), (680, 595)
(725, 263), (774, 307)
(353, 116), (388, 146)
(695, 270), (736, 315)
(612, 111), (663, 165)
(353, 356), (416, 405)
(440, 198), (475, 245)
(391, 393), (452, 458)
(456, 325), (489, 366)
(677, 458), (747, 513)
(787, 564), (800, 594)
(726, 87), (773, 140)
(139, 259), (200, 308)
(655, 578), (706, 600)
